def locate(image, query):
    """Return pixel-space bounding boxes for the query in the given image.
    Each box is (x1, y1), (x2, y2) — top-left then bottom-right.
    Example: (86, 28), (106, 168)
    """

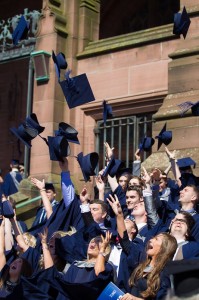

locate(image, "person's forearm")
(4, 218), (14, 251)
(108, 175), (118, 192)
(61, 171), (75, 208)
(41, 242), (54, 269)
(116, 213), (126, 238)
(39, 189), (53, 219)
(10, 219), (28, 252)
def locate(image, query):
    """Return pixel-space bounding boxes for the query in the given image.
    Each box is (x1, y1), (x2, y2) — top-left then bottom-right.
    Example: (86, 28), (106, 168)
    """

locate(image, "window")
(95, 113), (154, 172)
(99, 0), (180, 39)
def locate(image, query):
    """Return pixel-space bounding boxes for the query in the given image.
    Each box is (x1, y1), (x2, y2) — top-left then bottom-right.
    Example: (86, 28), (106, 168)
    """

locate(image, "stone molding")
(77, 24), (178, 58)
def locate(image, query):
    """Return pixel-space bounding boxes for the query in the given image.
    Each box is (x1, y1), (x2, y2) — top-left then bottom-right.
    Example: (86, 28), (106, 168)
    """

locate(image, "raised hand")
(31, 177), (45, 190)
(107, 194), (122, 216)
(38, 227), (48, 245)
(80, 186), (89, 204)
(142, 166), (151, 184)
(95, 175), (105, 192)
(99, 231), (112, 252)
(134, 148), (141, 161)
(104, 142), (114, 162)
(165, 146), (176, 161)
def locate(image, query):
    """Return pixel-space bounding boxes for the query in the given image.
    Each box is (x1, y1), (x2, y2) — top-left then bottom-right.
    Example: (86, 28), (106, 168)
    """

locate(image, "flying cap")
(48, 136), (70, 162)
(102, 158), (123, 178)
(10, 113), (45, 148)
(139, 137), (155, 152)
(55, 122), (80, 144)
(77, 152), (99, 182)
(178, 101), (199, 116)
(173, 6), (191, 39)
(12, 15), (30, 45)
(59, 72), (95, 109)
(52, 51), (68, 80)
(103, 100), (113, 124)
(155, 123), (172, 150)
(177, 157), (196, 169)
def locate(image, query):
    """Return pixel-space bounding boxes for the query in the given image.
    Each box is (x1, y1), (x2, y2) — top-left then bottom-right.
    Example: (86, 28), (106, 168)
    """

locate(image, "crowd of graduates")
(1, 141), (199, 300)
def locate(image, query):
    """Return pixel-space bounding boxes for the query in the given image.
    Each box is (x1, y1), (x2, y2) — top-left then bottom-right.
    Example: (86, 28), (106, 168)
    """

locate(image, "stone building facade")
(1, 0), (199, 224)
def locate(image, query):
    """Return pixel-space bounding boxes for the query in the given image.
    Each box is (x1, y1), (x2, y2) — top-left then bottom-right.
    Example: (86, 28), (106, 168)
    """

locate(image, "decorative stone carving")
(0, 8), (41, 53)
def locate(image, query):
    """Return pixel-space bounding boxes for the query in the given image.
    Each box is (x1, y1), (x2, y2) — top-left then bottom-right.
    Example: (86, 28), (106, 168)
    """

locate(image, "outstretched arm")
(165, 147), (181, 187)
(10, 211), (29, 253)
(38, 228), (54, 269)
(94, 231), (112, 276)
(59, 157), (75, 208)
(31, 177), (53, 219)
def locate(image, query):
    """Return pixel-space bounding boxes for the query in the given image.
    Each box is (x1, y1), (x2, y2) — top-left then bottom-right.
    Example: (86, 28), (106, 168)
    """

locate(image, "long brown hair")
(0, 258), (33, 289)
(129, 233), (177, 299)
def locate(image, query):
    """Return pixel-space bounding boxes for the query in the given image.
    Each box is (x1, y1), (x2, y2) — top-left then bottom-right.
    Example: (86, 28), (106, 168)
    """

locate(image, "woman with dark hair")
(121, 233), (177, 300)
(0, 218), (33, 298)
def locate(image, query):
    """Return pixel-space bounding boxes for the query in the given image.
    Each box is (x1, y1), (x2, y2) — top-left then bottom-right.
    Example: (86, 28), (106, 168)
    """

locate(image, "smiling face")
(147, 234), (164, 258)
(126, 190), (142, 210)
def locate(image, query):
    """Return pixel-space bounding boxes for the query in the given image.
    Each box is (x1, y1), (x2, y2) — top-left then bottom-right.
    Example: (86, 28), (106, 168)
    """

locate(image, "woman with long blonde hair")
(121, 233), (177, 300)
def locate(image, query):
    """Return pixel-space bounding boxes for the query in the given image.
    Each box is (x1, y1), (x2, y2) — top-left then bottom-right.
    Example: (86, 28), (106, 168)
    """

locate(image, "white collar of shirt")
(137, 222), (147, 230)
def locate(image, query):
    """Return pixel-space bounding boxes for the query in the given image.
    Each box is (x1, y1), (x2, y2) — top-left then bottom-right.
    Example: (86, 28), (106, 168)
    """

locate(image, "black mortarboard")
(180, 173), (199, 188)
(59, 72), (95, 109)
(55, 122), (80, 144)
(52, 51), (68, 80)
(102, 158), (123, 178)
(48, 136), (70, 161)
(139, 137), (155, 152)
(2, 200), (14, 219)
(178, 101), (199, 116)
(77, 152), (99, 182)
(45, 183), (55, 192)
(173, 6), (191, 39)
(155, 123), (172, 150)
(103, 100), (113, 124)
(10, 113), (45, 148)
(117, 167), (132, 178)
(12, 15), (30, 46)
(177, 157), (196, 169)
(166, 259), (199, 297)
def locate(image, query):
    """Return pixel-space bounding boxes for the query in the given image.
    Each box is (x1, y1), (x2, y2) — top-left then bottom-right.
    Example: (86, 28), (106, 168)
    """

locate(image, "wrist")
(40, 188), (46, 192)
(42, 242), (48, 249)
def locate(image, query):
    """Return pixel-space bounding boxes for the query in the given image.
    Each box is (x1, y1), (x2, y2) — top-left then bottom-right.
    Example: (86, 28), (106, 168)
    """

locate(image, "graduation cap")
(180, 173), (199, 188)
(102, 157), (123, 178)
(59, 71), (95, 109)
(2, 200), (14, 219)
(103, 100), (113, 124)
(177, 157), (196, 169)
(12, 15), (30, 46)
(173, 6), (191, 39)
(178, 101), (199, 116)
(52, 51), (68, 80)
(117, 167), (132, 178)
(48, 136), (70, 162)
(139, 137), (155, 152)
(10, 113), (45, 148)
(155, 123), (172, 150)
(55, 122), (80, 144)
(77, 152), (99, 182)
(166, 259), (199, 297)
